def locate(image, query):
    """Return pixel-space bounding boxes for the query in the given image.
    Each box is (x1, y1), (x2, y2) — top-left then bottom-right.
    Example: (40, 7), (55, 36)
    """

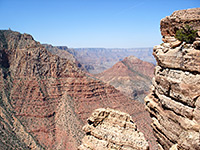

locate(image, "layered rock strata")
(0, 30), (157, 149)
(79, 108), (149, 150)
(145, 8), (200, 150)
(42, 44), (76, 62)
(96, 56), (154, 103)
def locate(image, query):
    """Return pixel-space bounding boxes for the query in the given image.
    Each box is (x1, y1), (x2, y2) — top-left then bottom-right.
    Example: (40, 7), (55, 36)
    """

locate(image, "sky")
(0, 0), (199, 48)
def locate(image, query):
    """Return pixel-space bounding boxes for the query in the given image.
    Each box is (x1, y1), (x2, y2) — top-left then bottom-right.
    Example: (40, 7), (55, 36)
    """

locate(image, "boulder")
(78, 108), (149, 150)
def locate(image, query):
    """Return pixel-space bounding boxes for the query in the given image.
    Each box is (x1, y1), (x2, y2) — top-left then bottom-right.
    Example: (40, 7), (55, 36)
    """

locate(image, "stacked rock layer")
(145, 8), (200, 150)
(0, 30), (157, 149)
(79, 108), (149, 150)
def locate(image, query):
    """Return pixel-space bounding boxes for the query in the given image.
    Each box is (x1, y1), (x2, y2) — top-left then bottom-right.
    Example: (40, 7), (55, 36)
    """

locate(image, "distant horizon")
(2, 28), (154, 48)
(1, 0), (199, 48)
(70, 47), (153, 49)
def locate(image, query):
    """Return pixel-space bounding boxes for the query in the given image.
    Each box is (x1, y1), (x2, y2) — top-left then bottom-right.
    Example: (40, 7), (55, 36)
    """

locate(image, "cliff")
(42, 44), (76, 62)
(161, 8), (200, 43)
(96, 56), (155, 103)
(43, 44), (87, 72)
(145, 8), (200, 150)
(79, 108), (149, 150)
(0, 30), (157, 149)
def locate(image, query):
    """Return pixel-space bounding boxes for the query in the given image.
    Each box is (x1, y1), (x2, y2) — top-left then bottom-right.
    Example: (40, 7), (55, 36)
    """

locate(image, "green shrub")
(175, 25), (197, 44)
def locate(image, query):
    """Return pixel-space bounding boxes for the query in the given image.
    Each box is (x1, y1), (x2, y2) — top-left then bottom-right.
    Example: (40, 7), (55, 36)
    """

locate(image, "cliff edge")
(145, 8), (200, 150)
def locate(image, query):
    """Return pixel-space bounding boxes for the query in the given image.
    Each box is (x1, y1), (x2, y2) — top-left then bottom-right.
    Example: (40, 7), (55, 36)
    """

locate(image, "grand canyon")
(1, 7), (200, 150)
(0, 30), (156, 149)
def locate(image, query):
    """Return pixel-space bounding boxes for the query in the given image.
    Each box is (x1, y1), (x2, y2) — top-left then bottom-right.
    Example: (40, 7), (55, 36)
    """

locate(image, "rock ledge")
(79, 108), (149, 150)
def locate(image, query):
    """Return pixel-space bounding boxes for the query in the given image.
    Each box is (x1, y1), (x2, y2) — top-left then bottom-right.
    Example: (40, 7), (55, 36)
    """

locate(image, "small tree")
(175, 25), (197, 44)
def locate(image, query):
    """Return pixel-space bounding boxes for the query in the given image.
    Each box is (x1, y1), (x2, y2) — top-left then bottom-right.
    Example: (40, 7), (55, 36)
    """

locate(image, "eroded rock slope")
(0, 30), (157, 149)
(96, 56), (154, 103)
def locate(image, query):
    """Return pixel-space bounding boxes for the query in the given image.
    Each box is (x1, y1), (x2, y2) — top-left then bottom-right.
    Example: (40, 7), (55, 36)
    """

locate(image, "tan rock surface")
(145, 8), (200, 150)
(79, 108), (149, 150)
(153, 43), (200, 73)
(160, 8), (200, 38)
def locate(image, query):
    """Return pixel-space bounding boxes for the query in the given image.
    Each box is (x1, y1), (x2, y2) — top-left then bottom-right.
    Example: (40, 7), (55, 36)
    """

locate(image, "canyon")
(46, 47), (155, 74)
(96, 55), (154, 103)
(1, 7), (200, 150)
(44, 45), (155, 103)
(0, 30), (157, 149)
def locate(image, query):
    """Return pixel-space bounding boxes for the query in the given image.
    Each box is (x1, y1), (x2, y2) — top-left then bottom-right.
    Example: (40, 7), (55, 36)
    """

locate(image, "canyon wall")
(43, 44), (155, 103)
(145, 8), (200, 150)
(96, 56), (154, 103)
(0, 30), (157, 149)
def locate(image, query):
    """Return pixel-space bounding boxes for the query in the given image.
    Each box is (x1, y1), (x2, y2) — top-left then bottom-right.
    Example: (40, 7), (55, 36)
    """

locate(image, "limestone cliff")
(0, 30), (157, 149)
(145, 8), (200, 150)
(79, 108), (149, 150)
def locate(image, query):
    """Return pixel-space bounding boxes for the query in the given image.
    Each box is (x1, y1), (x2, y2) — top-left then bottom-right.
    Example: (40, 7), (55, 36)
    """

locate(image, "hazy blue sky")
(0, 0), (199, 48)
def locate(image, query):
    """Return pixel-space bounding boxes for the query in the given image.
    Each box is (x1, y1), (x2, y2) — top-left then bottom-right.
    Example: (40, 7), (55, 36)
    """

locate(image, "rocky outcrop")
(0, 30), (157, 149)
(96, 56), (154, 103)
(79, 108), (149, 150)
(145, 8), (200, 150)
(161, 8), (200, 43)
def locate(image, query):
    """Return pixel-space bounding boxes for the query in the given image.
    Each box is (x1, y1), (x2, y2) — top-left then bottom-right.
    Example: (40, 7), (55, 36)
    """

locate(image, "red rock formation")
(0, 30), (157, 149)
(145, 8), (200, 150)
(96, 56), (155, 103)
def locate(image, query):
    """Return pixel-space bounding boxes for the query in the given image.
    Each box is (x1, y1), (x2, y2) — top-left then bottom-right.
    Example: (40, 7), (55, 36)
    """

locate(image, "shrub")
(175, 25), (197, 44)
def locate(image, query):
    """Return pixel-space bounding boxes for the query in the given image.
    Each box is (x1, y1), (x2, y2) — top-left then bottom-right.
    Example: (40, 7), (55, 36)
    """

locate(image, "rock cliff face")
(96, 56), (155, 103)
(42, 44), (76, 62)
(0, 30), (157, 149)
(79, 108), (149, 150)
(43, 44), (87, 72)
(145, 8), (200, 150)
(161, 8), (200, 43)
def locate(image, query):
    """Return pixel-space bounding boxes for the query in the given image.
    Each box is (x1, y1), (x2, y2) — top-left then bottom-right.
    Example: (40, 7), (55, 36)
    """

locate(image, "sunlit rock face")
(145, 8), (200, 150)
(79, 108), (149, 150)
(160, 8), (200, 42)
